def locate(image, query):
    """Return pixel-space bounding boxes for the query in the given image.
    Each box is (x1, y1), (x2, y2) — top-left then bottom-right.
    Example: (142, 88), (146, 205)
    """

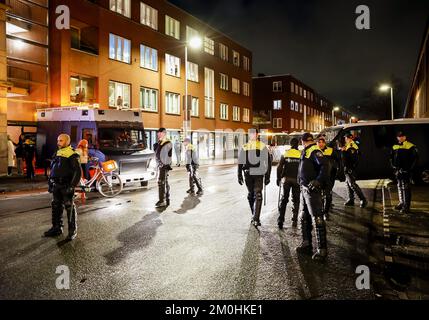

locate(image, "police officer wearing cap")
(296, 132), (329, 261)
(341, 134), (368, 208)
(277, 137), (301, 229)
(391, 131), (418, 214)
(238, 128), (272, 228)
(183, 137), (203, 195)
(44, 134), (81, 241)
(316, 134), (340, 220)
(154, 128), (173, 208)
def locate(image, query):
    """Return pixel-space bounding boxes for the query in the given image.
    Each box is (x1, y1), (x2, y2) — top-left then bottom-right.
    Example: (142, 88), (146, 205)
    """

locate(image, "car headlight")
(148, 158), (157, 171)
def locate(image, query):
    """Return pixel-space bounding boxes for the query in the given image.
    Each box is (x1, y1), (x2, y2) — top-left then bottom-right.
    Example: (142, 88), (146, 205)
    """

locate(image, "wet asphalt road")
(0, 165), (375, 300)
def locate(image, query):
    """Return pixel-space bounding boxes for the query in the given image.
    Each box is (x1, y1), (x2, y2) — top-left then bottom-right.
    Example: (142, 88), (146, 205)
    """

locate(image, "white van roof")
(330, 118), (429, 130)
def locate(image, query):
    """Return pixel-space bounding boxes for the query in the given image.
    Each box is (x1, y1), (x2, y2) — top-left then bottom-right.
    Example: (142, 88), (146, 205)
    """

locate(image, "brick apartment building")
(253, 74), (351, 134)
(1, 0), (253, 164)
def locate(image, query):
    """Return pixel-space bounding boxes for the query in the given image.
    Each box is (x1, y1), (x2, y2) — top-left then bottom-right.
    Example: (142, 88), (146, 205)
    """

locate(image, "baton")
(264, 181), (267, 206)
(278, 181), (282, 208)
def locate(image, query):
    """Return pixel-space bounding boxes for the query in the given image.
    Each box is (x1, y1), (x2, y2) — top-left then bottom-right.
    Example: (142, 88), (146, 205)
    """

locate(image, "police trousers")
(278, 179), (300, 222)
(51, 184), (77, 233)
(244, 174), (264, 223)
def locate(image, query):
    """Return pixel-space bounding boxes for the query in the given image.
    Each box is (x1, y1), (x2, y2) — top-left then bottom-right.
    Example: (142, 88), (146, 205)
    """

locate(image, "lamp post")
(184, 36), (202, 140)
(379, 84), (394, 120)
(332, 106), (340, 126)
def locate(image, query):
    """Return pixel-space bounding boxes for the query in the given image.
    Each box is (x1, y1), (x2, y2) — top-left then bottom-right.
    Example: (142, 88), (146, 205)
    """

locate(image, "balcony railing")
(8, 65), (31, 89)
(5, 0), (31, 21)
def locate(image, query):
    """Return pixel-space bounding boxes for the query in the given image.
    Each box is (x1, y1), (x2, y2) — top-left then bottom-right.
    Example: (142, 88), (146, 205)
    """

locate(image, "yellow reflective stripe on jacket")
(242, 140), (266, 151)
(160, 138), (171, 146)
(56, 146), (78, 158)
(345, 141), (359, 151)
(186, 144), (196, 151)
(305, 145), (320, 158)
(392, 141), (415, 150)
(322, 147), (333, 156)
(284, 148), (301, 159)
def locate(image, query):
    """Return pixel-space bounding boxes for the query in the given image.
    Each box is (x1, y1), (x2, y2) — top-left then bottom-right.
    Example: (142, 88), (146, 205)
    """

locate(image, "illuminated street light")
(332, 106), (340, 126)
(379, 84), (394, 120)
(188, 36), (203, 49)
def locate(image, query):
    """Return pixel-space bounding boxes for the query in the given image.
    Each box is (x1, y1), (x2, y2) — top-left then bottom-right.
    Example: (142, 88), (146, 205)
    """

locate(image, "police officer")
(154, 128), (173, 208)
(391, 131), (418, 214)
(183, 137), (203, 195)
(316, 135), (340, 220)
(238, 128), (272, 228)
(342, 134), (368, 208)
(296, 133), (329, 261)
(277, 138), (301, 229)
(44, 134), (81, 241)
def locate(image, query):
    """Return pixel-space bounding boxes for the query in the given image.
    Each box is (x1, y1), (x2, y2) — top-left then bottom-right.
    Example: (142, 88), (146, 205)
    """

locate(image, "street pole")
(390, 87), (394, 120)
(331, 109), (335, 126)
(184, 45), (189, 140)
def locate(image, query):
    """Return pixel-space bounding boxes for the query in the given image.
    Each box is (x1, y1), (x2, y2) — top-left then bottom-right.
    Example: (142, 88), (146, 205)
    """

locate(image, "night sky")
(169, 0), (429, 119)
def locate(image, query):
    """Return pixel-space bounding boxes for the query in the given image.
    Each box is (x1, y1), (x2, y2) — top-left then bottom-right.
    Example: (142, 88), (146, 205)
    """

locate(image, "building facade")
(253, 74), (350, 134)
(404, 19), (429, 119)
(48, 0), (253, 160)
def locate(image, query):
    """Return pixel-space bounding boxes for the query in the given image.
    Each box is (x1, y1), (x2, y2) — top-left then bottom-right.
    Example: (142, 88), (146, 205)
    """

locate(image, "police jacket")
(238, 140), (272, 178)
(320, 146), (339, 176)
(390, 140), (418, 172)
(50, 146), (81, 187)
(185, 143), (199, 166)
(154, 138), (172, 168)
(298, 143), (328, 187)
(277, 147), (301, 181)
(341, 141), (359, 170)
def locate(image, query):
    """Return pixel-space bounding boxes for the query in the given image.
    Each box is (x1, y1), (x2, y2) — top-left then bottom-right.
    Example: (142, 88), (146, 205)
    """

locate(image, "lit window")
(233, 106), (240, 121)
(110, 0), (131, 18)
(204, 37), (214, 55)
(140, 2), (158, 30)
(220, 103), (228, 120)
(243, 82), (250, 96)
(191, 97), (199, 117)
(232, 78), (240, 94)
(273, 81), (282, 92)
(291, 82), (294, 93)
(165, 92), (180, 114)
(220, 73), (229, 90)
(165, 54), (180, 77)
(140, 44), (158, 71)
(273, 100), (282, 110)
(109, 34), (131, 63)
(219, 43), (228, 61)
(187, 61), (199, 82)
(204, 68), (215, 118)
(233, 50), (240, 67)
(140, 87), (158, 112)
(290, 100), (294, 110)
(243, 108), (250, 123)
(165, 15), (180, 39)
(109, 81), (131, 109)
(243, 56), (250, 71)
(273, 118), (282, 129)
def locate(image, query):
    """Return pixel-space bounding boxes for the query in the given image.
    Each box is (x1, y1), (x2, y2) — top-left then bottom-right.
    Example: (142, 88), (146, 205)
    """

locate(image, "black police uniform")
(154, 138), (173, 207)
(319, 146), (340, 219)
(277, 147), (301, 228)
(238, 140), (272, 227)
(45, 145), (81, 240)
(342, 140), (367, 207)
(297, 142), (329, 261)
(185, 143), (203, 195)
(391, 139), (418, 213)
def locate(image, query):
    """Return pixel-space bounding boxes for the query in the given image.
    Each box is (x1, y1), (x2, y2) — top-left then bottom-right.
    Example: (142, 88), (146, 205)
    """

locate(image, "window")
(220, 73), (228, 90)
(243, 108), (250, 123)
(109, 34), (131, 63)
(165, 54), (180, 77)
(290, 100), (294, 110)
(204, 68), (215, 118)
(273, 118), (282, 129)
(109, 81), (131, 109)
(232, 78), (240, 94)
(273, 81), (282, 92)
(273, 100), (282, 110)
(165, 15), (180, 39)
(165, 92), (180, 114)
(70, 76), (96, 103)
(300, 120), (303, 129)
(291, 118), (294, 129)
(219, 43), (228, 61)
(140, 2), (158, 30)
(220, 103), (228, 120)
(299, 87), (303, 96)
(243, 56), (250, 71)
(187, 61), (199, 82)
(295, 84), (298, 94)
(140, 87), (158, 112)
(140, 44), (158, 71)
(233, 50), (240, 67)
(110, 0), (130, 18)
(204, 37), (214, 55)
(233, 106), (240, 121)
(304, 89), (307, 99)
(291, 82), (294, 93)
(301, 104), (304, 113)
(191, 97), (199, 117)
(71, 26), (99, 55)
(186, 26), (200, 44)
(243, 82), (250, 96)
(295, 103), (299, 112)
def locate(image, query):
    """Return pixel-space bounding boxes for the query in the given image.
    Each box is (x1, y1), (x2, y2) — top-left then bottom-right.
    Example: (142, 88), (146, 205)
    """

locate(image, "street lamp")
(184, 36), (202, 140)
(332, 106), (340, 126)
(350, 116), (356, 124)
(379, 84), (394, 120)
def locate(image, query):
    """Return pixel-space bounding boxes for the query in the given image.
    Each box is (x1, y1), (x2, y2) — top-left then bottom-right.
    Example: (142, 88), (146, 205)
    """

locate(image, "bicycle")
(78, 157), (123, 198)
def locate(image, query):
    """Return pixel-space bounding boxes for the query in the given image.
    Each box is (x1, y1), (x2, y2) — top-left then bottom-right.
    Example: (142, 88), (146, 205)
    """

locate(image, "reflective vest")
(284, 148), (301, 159)
(392, 141), (415, 151)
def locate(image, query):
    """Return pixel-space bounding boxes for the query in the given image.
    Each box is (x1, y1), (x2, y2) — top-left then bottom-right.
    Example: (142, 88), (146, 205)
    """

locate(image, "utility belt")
(49, 177), (71, 185)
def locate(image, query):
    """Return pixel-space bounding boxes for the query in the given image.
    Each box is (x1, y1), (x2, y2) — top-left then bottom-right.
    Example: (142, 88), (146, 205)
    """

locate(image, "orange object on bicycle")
(102, 160), (118, 172)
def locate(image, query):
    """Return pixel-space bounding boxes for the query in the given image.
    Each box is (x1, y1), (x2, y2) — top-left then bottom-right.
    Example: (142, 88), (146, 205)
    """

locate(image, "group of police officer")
(43, 128), (417, 252)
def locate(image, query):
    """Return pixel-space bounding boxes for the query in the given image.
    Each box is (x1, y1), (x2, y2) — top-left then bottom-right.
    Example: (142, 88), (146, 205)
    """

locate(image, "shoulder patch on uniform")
(315, 151), (323, 158)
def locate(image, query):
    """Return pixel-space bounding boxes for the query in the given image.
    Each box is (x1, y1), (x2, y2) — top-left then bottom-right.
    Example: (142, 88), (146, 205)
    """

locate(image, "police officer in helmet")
(341, 133), (367, 208)
(154, 128), (173, 208)
(238, 128), (272, 228)
(296, 133), (329, 261)
(183, 137), (203, 195)
(390, 131), (418, 214)
(277, 137), (301, 229)
(44, 134), (81, 241)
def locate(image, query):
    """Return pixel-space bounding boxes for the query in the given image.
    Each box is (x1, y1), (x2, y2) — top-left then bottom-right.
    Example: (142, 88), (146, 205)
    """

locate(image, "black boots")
(296, 219), (313, 254)
(66, 204), (77, 241)
(312, 217), (328, 261)
(44, 226), (63, 237)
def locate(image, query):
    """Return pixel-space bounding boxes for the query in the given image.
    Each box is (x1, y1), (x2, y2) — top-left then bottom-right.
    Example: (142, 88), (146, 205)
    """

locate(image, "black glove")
(308, 180), (321, 192)
(238, 174), (244, 185)
(48, 179), (54, 193)
(276, 179), (281, 187)
(265, 177), (270, 186)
